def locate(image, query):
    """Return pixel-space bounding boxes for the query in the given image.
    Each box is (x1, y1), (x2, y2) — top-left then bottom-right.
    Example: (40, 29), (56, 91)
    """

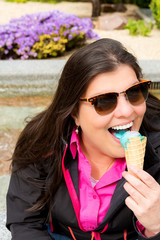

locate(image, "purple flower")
(4, 49), (9, 54)
(68, 34), (73, 39)
(54, 37), (61, 42)
(0, 10), (99, 60)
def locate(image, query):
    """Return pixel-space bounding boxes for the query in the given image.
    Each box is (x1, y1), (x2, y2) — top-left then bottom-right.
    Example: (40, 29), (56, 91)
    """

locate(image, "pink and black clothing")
(70, 128), (127, 231)
(6, 124), (160, 240)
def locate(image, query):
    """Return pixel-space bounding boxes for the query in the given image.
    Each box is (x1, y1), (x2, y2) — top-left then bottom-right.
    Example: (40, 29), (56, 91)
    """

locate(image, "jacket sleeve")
(133, 218), (160, 240)
(133, 161), (160, 240)
(6, 163), (53, 240)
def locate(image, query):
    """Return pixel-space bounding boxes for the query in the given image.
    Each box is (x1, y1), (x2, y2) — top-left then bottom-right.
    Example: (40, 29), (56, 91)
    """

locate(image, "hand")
(122, 165), (160, 237)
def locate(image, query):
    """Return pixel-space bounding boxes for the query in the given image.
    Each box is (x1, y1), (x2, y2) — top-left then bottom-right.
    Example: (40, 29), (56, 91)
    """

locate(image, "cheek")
(135, 102), (146, 117)
(77, 104), (111, 130)
(134, 103), (146, 129)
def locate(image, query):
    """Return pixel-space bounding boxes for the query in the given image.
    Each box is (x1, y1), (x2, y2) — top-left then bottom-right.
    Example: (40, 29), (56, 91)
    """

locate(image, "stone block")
(113, 3), (127, 12)
(98, 14), (127, 30)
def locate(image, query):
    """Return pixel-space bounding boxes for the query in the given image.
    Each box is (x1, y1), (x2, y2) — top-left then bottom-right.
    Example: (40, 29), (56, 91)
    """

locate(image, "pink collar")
(70, 129), (126, 183)
(70, 128), (83, 159)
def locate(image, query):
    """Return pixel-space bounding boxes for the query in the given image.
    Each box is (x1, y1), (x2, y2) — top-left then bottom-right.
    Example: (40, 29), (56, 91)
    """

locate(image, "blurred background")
(0, 0), (160, 238)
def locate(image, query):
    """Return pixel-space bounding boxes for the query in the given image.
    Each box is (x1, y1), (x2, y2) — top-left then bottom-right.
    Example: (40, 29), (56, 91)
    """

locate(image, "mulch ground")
(0, 96), (52, 107)
(0, 129), (20, 175)
(0, 96), (52, 175)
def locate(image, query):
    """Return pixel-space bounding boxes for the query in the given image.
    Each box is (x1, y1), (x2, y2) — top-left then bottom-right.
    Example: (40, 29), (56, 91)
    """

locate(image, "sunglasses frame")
(79, 79), (151, 115)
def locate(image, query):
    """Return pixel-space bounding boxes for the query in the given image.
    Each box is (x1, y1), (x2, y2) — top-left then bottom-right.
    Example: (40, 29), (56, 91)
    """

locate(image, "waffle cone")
(125, 136), (147, 171)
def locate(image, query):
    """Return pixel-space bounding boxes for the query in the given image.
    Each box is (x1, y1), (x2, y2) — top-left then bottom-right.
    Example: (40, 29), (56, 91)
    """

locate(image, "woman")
(6, 38), (160, 240)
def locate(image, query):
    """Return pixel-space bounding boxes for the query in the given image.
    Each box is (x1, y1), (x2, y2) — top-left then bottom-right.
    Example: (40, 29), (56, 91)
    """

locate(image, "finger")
(125, 196), (149, 229)
(123, 182), (147, 204)
(122, 170), (151, 197)
(125, 195), (140, 214)
(127, 165), (159, 190)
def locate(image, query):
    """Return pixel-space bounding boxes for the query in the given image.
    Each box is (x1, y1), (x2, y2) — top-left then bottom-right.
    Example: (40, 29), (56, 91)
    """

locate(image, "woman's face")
(74, 64), (146, 159)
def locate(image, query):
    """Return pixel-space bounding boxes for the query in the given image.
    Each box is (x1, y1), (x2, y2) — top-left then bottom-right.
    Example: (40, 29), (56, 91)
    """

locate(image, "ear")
(71, 107), (80, 127)
(71, 112), (80, 127)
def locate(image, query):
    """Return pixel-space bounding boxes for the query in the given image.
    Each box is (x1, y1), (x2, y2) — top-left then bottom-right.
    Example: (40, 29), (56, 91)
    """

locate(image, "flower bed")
(0, 10), (99, 60)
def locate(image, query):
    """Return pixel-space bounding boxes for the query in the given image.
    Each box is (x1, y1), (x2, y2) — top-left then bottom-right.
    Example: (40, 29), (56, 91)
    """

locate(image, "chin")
(112, 149), (125, 159)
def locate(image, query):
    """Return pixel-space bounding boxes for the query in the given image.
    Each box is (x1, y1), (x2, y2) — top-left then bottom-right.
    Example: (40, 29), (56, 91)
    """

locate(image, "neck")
(80, 139), (116, 180)
(90, 157), (115, 180)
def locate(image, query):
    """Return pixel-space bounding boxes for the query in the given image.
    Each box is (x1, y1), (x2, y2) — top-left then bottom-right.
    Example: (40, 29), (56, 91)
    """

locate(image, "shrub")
(5, 0), (87, 3)
(101, 0), (151, 6)
(150, 0), (160, 28)
(124, 18), (153, 36)
(133, 0), (151, 8)
(5, 0), (58, 3)
(0, 10), (99, 60)
(32, 26), (86, 58)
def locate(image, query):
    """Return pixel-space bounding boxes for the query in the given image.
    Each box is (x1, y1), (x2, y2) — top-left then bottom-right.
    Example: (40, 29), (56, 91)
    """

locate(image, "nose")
(113, 94), (134, 118)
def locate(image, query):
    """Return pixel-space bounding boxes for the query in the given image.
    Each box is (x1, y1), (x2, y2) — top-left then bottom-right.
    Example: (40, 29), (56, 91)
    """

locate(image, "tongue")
(114, 130), (126, 139)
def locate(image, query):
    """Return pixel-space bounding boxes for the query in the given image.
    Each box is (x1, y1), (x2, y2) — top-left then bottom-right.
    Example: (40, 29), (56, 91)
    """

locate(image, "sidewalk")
(0, 175), (11, 239)
(0, 0), (92, 24)
(0, 211), (11, 240)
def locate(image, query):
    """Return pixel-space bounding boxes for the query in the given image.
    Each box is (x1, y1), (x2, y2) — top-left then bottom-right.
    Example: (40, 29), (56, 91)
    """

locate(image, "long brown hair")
(12, 38), (160, 212)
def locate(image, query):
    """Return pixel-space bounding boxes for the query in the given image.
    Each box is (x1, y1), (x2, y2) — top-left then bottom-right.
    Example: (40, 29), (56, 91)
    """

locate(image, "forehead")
(84, 65), (138, 97)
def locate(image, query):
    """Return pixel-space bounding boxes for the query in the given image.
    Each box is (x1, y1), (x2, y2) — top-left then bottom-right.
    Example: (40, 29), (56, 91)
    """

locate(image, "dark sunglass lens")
(127, 82), (149, 105)
(94, 93), (118, 115)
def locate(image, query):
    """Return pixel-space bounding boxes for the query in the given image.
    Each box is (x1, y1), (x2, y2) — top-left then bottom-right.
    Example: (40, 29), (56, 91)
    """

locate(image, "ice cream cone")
(115, 130), (147, 176)
(125, 136), (147, 172)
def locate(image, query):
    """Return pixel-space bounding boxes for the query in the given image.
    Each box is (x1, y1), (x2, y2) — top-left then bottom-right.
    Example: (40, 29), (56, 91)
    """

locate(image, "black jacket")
(6, 126), (160, 240)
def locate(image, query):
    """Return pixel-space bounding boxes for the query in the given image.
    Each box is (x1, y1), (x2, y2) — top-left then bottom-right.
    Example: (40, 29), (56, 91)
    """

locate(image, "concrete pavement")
(0, 59), (160, 97)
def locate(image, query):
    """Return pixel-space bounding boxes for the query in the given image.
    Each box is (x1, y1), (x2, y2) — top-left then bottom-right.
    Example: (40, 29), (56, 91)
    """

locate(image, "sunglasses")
(79, 79), (151, 115)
